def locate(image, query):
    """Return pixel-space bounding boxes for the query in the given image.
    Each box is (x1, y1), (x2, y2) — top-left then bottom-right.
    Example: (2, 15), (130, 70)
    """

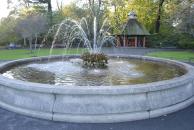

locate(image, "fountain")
(45, 16), (115, 52)
(0, 9), (194, 123)
(43, 15), (115, 68)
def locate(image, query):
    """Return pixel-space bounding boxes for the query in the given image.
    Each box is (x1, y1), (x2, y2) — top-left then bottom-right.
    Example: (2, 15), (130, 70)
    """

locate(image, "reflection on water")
(2, 58), (185, 86)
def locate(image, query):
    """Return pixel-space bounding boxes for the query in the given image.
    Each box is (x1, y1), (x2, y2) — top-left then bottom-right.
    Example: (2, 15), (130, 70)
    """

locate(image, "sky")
(0, 0), (74, 19)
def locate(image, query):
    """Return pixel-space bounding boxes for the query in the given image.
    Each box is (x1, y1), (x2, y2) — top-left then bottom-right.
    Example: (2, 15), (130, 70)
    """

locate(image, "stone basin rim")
(0, 54), (193, 95)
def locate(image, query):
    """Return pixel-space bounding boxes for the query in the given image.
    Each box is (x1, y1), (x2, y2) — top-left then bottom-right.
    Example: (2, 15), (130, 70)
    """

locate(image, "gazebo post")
(123, 35), (125, 47)
(135, 37), (137, 47)
(143, 37), (146, 47)
(116, 36), (119, 47)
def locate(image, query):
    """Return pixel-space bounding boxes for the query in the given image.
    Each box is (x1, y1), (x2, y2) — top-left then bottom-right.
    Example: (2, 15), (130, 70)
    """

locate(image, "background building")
(116, 11), (150, 47)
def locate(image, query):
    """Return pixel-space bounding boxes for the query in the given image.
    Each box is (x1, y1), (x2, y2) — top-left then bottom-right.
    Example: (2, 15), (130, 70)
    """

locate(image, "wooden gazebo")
(116, 11), (150, 47)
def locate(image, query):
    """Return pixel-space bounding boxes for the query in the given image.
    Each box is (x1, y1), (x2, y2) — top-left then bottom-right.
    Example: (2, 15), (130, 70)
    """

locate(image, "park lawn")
(0, 48), (86, 60)
(147, 51), (194, 62)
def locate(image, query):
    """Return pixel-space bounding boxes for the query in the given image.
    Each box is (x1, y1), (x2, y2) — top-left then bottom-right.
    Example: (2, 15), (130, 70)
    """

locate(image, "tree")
(7, 0), (52, 25)
(37, 0), (52, 25)
(107, 0), (158, 33)
(86, 0), (110, 31)
(155, 0), (165, 33)
(15, 14), (48, 51)
(15, 5), (47, 17)
(0, 16), (19, 45)
(166, 0), (194, 35)
(110, 0), (125, 12)
(28, 0), (52, 25)
(57, 3), (87, 20)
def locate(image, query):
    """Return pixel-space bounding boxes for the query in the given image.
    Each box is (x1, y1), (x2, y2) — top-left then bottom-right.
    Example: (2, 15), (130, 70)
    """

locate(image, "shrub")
(147, 33), (179, 48)
(177, 33), (194, 49)
(81, 52), (108, 68)
(147, 33), (194, 49)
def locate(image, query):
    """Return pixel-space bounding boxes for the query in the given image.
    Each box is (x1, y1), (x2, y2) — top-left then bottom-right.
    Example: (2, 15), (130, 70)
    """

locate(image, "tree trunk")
(98, 0), (102, 8)
(155, 0), (165, 33)
(23, 37), (26, 47)
(35, 33), (38, 50)
(29, 37), (33, 53)
(47, 0), (52, 26)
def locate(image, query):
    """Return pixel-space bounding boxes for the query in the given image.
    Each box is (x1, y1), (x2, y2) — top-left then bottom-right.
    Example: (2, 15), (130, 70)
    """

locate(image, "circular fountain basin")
(0, 55), (193, 123)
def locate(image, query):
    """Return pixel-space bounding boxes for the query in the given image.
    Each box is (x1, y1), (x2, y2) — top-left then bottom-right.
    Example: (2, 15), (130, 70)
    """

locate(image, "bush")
(147, 33), (179, 48)
(147, 24), (194, 49)
(177, 33), (194, 49)
(147, 33), (194, 49)
(81, 52), (108, 68)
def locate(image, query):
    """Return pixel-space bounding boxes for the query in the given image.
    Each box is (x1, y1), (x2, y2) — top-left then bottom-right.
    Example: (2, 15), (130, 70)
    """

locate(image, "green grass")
(1, 49), (194, 62)
(0, 48), (86, 60)
(147, 51), (194, 62)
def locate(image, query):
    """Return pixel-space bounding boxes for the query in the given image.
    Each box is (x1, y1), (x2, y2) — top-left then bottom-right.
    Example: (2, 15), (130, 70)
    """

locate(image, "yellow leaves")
(59, 3), (87, 20)
(17, 6), (46, 17)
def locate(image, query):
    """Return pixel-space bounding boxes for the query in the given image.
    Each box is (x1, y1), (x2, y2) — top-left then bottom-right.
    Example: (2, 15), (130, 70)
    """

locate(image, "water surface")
(2, 58), (185, 86)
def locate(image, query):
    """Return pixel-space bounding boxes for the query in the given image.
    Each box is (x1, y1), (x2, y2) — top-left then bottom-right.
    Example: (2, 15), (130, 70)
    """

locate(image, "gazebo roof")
(122, 12), (150, 36)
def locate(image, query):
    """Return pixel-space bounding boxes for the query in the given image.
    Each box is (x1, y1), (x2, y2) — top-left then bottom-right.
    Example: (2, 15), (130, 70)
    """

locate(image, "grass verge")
(147, 51), (194, 62)
(0, 48), (86, 60)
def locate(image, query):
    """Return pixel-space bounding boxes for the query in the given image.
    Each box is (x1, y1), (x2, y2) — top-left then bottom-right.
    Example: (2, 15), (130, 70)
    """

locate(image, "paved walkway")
(0, 48), (194, 130)
(102, 47), (178, 55)
(0, 104), (193, 130)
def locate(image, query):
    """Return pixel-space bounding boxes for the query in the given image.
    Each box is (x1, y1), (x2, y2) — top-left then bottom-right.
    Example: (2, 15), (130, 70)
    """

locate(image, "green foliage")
(147, 24), (194, 49)
(16, 5), (47, 17)
(107, 0), (157, 34)
(147, 35), (178, 48)
(58, 3), (88, 20)
(0, 4), (47, 46)
(163, 0), (194, 35)
(148, 32), (194, 49)
(0, 16), (19, 45)
(177, 34), (194, 49)
(127, 0), (158, 32)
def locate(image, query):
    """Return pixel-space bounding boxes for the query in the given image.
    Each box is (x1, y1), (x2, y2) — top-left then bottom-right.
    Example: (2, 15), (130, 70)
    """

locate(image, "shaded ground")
(0, 48), (194, 130)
